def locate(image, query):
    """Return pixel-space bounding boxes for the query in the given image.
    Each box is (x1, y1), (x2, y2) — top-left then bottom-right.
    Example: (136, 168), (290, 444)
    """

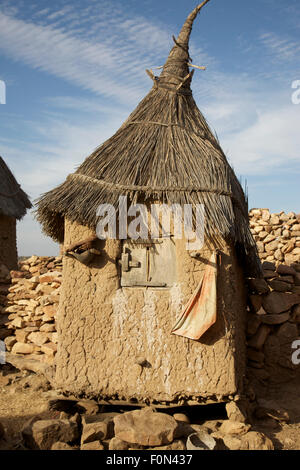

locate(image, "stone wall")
(0, 256), (61, 365)
(249, 209), (300, 266)
(246, 260), (300, 386)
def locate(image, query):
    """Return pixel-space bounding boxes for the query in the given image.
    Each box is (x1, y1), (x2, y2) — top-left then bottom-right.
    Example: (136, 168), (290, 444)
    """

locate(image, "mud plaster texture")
(55, 218), (247, 403)
(0, 215), (18, 270)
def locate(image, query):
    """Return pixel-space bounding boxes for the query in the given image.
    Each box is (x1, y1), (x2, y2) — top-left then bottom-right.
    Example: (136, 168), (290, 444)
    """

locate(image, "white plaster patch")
(170, 283), (184, 322)
(140, 289), (157, 351)
(111, 289), (129, 337)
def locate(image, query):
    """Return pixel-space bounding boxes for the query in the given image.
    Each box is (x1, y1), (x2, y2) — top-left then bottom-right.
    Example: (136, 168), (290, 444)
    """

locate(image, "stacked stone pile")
(17, 403), (274, 451)
(247, 261), (300, 384)
(0, 263), (11, 342)
(249, 209), (300, 265)
(0, 256), (62, 365)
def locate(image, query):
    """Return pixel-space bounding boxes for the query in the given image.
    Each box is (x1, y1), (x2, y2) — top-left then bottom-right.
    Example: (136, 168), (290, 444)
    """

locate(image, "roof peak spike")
(159, 0), (211, 89)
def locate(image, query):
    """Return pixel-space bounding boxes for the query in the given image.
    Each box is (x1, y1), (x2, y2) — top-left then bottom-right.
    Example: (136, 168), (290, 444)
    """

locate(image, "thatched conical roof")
(36, 1), (261, 276)
(0, 156), (32, 219)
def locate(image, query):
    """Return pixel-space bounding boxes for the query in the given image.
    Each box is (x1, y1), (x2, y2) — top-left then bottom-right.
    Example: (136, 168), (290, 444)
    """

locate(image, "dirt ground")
(0, 364), (300, 451)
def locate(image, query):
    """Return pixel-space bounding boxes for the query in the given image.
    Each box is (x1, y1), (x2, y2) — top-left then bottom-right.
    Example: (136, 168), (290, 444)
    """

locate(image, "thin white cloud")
(222, 105), (300, 174)
(0, 7), (172, 104)
(260, 32), (300, 61)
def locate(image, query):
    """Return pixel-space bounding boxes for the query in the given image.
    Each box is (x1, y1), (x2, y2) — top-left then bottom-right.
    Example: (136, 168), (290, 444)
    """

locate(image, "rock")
(81, 421), (108, 445)
(219, 421), (251, 436)
(42, 305), (57, 317)
(260, 311), (290, 325)
(268, 280), (292, 292)
(149, 439), (186, 451)
(4, 336), (17, 350)
(40, 324), (56, 332)
(173, 413), (190, 424)
(262, 261), (276, 271)
(51, 441), (74, 450)
(265, 240), (279, 252)
(225, 401), (248, 423)
(15, 330), (30, 343)
(240, 431), (274, 450)
(248, 295), (262, 312)
(248, 325), (271, 350)
(10, 317), (26, 329)
(0, 264), (10, 281)
(82, 413), (118, 440)
(278, 275), (295, 284)
(295, 273), (300, 286)
(113, 408), (178, 446)
(262, 292), (300, 314)
(11, 342), (35, 355)
(81, 441), (104, 450)
(109, 437), (130, 450)
(27, 332), (50, 347)
(41, 342), (57, 356)
(263, 270), (278, 279)
(247, 315), (261, 336)
(76, 400), (99, 415)
(255, 405), (289, 423)
(248, 279), (269, 294)
(277, 265), (297, 276)
(247, 348), (265, 363)
(223, 435), (242, 450)
(22, 419), (79, 450)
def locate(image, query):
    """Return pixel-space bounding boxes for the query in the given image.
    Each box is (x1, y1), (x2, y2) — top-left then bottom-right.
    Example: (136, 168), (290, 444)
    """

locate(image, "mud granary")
(0, 156), (32, 270)
(37, 1), (261, 405)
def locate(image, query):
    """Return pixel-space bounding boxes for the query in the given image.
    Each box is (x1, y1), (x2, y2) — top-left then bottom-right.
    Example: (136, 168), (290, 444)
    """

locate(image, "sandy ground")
(0, 364), (300, 451)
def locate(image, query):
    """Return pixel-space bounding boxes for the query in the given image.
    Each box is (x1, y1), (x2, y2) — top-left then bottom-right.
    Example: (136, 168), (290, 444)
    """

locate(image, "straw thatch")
(0, 156), (32, 219)
(36, 1), (261, 276)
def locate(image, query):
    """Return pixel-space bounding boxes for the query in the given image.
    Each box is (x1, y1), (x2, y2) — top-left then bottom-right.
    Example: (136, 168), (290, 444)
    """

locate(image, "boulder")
(81, 421), (108, 445)
(225, 401), (248, 424)
(262, 261), (276, 271)
(51, 442), (74, 450)
(76, 400), (99, 415)
(22, 419), (79, 450)
(81, 441), (104, 450)
(248, 279), (269, 295)
(223, 431), (273, 451)
(260, 311), (290, 325)
(109, 437), (130, 450)
(219, 421), (251, 436)
(248, 325), (271, 350)
(173, 413), (190, 424)
(149, 439), (186, 451)
(11, 342), (35, 355)
(240, 431), (274, 450)
(113, 408), (178, 446)
(277, 265), (297, 276)
(268, 280), (292, 292)
(262, 292), (300, 314)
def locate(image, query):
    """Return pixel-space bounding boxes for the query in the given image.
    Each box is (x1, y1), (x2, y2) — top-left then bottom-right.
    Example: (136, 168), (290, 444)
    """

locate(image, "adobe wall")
(54, 218), (247, 404)
(0, 215), (18, 271)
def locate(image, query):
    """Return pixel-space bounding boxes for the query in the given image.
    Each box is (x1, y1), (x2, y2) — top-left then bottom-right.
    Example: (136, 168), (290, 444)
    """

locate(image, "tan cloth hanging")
(171, 252), (217, 340)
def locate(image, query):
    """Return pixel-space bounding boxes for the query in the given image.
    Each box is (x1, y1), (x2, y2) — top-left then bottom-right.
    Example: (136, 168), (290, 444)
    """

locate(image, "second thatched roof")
(0, 156), (32, 220)
(36, 1), (261, 276)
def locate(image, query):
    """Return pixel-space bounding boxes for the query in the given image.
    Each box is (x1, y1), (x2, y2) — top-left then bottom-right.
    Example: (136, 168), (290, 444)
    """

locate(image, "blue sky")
(0, 0), (299, 255)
